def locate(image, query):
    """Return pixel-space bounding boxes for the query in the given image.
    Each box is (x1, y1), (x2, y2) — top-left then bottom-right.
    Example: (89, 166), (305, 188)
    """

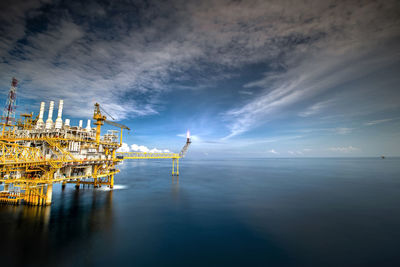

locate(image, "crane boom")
(104, 119), (130, 130)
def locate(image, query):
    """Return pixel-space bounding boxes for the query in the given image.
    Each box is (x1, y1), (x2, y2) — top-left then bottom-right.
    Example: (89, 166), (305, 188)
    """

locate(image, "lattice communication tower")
(2, 77), (18, 125)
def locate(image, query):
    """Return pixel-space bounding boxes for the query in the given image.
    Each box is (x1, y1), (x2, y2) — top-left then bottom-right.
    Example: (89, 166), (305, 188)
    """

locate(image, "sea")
(1, 158), (400, 267)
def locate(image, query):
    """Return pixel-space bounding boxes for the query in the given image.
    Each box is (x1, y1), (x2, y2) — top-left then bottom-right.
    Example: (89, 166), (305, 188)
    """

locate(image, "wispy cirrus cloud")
(220, 0), (400, 138)
(288, 150), (303, 155)
(334, 127), (354, 135)
(299, 100), (332, 117)
(223, 44), (399, 138)
(364, 118), (396, 126)
(238, 90), (254, 96)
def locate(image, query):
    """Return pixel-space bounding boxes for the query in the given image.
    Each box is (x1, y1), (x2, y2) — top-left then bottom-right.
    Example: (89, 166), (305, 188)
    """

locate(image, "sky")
(0, 0), (399, 157)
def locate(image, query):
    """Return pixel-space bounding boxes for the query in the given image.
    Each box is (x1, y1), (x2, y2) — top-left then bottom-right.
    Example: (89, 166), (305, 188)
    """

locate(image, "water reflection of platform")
(0, 186), (114, 266)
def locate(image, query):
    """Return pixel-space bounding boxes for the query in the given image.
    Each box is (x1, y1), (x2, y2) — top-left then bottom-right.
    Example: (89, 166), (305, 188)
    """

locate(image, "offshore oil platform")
(0, 78), (191, 206)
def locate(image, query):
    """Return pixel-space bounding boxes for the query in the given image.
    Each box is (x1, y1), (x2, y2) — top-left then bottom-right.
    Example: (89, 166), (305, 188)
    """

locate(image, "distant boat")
(381, 155), (385, 159)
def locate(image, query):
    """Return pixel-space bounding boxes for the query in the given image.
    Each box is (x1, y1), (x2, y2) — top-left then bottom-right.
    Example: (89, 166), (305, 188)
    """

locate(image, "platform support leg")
(110, 174), (114, 189)
(45, 184), (53, 205)
(176, 159), (179, 176)
(172, 158), (180, 176)
(39, 185), (44, 206)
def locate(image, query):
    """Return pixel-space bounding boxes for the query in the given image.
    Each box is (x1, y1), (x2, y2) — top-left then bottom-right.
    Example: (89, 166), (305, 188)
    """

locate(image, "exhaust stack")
(85, 119), (91, 131)
(54, 100), (63, 129)
(79, 120), (83, 128)
(36, 102), (45, 128)
(186, 130), (191, 144)
(65, 119), (70, 127)
(45, 101), (54, 129)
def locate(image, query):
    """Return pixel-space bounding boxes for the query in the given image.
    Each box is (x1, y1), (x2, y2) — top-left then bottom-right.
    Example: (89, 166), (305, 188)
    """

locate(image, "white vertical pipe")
(79, 120), (83, 128)
(36, 102), (45, 128)
(55, 100), (63, 129)
(85, 119), (91, 131)
(45, 101), (54, 129)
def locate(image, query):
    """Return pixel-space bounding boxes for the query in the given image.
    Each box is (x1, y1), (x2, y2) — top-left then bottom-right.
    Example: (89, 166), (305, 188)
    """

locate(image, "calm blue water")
(1, 158), (400, 266)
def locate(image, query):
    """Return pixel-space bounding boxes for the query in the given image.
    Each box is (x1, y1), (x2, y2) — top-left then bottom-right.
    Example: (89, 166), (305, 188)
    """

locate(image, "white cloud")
(299, 100), (332, 117)
(329, 146), (359, 153)
(117, 143), (170, 153)
(288, 150), (303, 155)
(268, 149), (278, 154)
(131, 144), (170, 153)
(286, 127), (355, 136)
(364, 118), (395, 126)
(334, 127), (353, 135)
(130, 144), (150, 153)
(117, 142), (131, 152)
(238, 90), (254, 96)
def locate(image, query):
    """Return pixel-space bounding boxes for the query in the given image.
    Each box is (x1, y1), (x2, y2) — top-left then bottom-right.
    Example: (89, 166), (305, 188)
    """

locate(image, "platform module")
(0, 78), (190, 205)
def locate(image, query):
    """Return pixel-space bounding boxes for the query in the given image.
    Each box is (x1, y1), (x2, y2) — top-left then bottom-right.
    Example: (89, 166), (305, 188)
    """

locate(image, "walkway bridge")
(117, 137), (191, 176)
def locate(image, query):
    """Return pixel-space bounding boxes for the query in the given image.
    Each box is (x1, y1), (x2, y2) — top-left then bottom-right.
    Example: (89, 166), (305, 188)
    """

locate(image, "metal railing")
(118, 151), (180, 159)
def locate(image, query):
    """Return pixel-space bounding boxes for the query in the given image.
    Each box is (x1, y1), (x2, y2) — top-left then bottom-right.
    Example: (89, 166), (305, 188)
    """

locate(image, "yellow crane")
(93, 103), (131, 145)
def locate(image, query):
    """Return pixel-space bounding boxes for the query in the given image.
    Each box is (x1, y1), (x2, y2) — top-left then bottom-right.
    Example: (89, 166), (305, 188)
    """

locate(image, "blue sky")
(1, 0), (399, 157)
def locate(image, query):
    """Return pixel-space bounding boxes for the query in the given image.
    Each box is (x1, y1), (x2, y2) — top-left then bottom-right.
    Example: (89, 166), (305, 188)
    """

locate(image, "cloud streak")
(329, 146), (358, 153)
(364, 118), (396, 126)
(221, 0), (400, 138)
(299, 100), (332, 117)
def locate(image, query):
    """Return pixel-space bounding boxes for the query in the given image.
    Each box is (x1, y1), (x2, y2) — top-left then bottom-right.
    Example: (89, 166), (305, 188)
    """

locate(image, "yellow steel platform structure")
(118, 152), (183, 176)
(0, 102), (190, 206)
